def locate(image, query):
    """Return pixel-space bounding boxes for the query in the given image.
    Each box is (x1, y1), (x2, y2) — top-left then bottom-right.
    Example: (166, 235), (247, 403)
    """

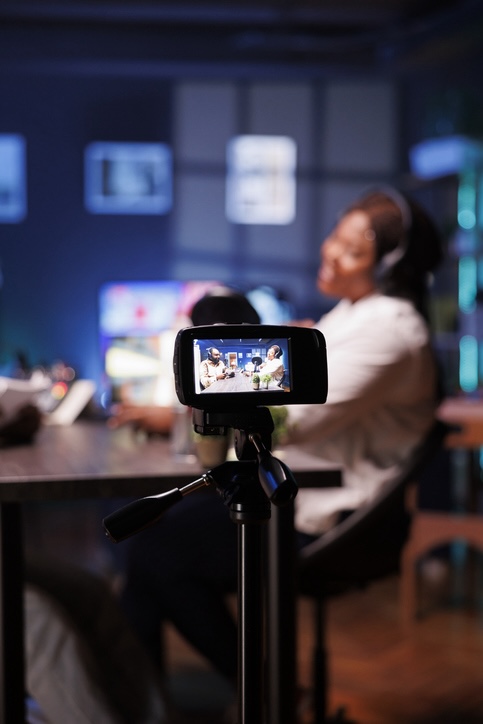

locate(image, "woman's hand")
(107, 404), (174, 435)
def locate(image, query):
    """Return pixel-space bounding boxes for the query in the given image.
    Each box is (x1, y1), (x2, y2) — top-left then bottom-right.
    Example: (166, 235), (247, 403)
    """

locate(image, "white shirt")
(286, 293), (438, 535)
(260, 357), (284, 382)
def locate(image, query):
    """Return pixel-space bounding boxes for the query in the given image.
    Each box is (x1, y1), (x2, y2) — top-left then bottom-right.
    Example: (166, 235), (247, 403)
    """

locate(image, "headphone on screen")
(206, 347), (219, 362)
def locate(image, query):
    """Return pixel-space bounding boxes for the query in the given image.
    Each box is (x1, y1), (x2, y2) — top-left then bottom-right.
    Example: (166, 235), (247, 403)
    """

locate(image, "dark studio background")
(1, 0), (483, 399)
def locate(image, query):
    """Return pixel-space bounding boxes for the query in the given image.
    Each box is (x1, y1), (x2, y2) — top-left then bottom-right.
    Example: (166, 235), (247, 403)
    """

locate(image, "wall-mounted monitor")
(0, 134), (27, 223)
(225, 135), (297, 225)
(99, 280), (219, 405)
(85, 141), (172, 215)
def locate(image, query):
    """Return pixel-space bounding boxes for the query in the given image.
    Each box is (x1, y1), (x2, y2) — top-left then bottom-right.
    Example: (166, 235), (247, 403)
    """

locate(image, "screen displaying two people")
(195, 337), (288, 393)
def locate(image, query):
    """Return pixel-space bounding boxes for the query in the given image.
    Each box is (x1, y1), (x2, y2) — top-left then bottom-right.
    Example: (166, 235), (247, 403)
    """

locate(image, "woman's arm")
(286, 316), (435, 443)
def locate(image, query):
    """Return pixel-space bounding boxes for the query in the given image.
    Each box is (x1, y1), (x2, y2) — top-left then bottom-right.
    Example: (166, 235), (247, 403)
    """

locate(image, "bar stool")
(400, 398), (483, 624)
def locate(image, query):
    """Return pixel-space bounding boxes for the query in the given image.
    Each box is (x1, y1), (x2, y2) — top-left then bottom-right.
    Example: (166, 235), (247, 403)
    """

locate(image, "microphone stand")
(103, 406), (298, 724)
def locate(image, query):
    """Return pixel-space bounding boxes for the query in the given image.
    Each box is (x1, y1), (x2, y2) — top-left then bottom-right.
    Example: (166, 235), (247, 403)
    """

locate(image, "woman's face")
(267, 347), (276, 360)
(318, 210), (377, 303)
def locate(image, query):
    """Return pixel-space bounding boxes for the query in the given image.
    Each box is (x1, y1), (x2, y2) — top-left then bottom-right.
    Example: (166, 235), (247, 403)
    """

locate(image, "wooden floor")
(166, 571), (483, 724)
(299, 575), (483, 724)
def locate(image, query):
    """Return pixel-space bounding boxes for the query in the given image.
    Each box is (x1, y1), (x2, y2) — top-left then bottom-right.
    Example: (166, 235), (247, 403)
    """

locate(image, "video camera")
(173, 323), (328, 412)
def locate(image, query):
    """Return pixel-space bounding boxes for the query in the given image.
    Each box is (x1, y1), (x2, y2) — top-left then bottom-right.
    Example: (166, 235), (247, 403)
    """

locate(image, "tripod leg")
(267, 503), (297, 724)
(313, 593), (327, 724)
(238, 521), (266, 724)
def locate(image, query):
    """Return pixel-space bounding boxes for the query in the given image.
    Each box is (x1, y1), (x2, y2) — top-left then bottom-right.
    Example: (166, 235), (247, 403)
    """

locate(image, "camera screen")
(193, 336), (291, 395)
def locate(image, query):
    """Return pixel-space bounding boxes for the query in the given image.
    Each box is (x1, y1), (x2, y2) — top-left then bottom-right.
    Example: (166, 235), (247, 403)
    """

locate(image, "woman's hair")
(346, 188), (444, 317)
(270, 345), (282, 358)
(190, 285), (261, 326)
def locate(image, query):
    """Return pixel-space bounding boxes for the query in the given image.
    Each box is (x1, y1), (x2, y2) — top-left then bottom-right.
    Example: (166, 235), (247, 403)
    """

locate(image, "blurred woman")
(286, 187), (443, 533)
(117, 188), (444, 690)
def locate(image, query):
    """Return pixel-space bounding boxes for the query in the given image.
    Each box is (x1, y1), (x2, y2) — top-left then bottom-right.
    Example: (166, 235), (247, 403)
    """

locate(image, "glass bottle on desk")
(170, 402), (196, 461)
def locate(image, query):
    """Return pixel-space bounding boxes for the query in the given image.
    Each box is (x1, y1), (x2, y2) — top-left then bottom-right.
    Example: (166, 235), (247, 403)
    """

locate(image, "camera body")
(173, 323), (327, 411)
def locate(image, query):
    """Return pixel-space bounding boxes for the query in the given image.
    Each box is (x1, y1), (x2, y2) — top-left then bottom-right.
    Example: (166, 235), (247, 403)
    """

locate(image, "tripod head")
(192, 405), (273, 458)
(103, 405), (297, 542)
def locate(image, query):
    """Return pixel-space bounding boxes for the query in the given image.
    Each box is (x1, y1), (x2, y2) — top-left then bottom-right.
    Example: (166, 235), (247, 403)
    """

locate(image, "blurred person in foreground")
(111, 188), (444, 695)
(0, 400), (167, 721)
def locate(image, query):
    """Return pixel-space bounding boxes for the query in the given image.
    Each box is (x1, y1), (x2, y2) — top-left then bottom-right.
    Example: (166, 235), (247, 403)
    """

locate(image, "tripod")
(103, 406), (298, 724)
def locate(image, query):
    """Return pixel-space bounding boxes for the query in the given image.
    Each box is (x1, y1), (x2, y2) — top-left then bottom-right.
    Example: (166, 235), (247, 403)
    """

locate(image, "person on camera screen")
(259, 344), (284, 384)
(199, 347), (227, 388)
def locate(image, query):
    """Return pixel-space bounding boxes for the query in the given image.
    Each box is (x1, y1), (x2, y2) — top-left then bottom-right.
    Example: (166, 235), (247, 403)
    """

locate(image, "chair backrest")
(298, 419), (450, 594)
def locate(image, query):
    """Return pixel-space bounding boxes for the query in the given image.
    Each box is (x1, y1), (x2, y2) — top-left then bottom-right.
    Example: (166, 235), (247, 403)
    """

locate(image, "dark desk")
(0, 420), (340, 724)
(201, 371), (281, 394)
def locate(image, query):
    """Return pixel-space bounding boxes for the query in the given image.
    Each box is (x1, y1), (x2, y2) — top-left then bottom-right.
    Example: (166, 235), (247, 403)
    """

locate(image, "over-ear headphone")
(374, 185), (413, 276)
(339, 185), (415, 282)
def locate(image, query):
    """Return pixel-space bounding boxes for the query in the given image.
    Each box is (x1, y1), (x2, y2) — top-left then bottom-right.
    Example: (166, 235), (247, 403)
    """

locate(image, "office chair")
(297, 419), (449, 723)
